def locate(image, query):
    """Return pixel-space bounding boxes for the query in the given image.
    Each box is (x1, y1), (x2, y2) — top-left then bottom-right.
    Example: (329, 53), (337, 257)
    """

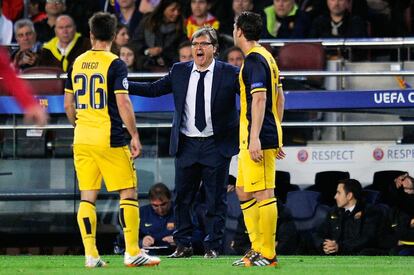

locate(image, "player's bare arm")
(249, 91), (266, 162)
(277, 85), (285, 122)
(64, 92), (76, 127)
(276, 85), (286, 160)
(116, 93), (141, 158)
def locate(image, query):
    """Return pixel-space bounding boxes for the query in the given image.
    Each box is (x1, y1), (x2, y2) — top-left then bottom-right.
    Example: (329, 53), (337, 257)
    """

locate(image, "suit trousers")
(173, 134), (230, 251)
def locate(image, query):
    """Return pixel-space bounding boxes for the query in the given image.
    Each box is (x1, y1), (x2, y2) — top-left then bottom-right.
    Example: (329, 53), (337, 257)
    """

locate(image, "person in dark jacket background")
(388, 174), (414, 255)
(139, 183), (176, 254)
(38, 14), (90, 72)
(260, 0), (311, 39)
(309, 0), (367, 38)
(132, 0), (186, 71)
(312, 178), (382, 255)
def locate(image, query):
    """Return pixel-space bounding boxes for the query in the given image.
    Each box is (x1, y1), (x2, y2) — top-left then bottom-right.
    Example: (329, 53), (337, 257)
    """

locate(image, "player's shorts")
(74, 144), (137, 192)
(236, 148), (277, 193)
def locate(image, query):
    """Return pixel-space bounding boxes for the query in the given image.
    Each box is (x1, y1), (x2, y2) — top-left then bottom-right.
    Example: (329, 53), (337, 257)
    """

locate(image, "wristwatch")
(144, 49), (150, 56)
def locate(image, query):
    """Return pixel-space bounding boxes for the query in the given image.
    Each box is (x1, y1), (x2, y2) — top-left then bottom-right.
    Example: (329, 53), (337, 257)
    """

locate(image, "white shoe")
(124, 251), (161, 267)
(85, 256), (107, 268)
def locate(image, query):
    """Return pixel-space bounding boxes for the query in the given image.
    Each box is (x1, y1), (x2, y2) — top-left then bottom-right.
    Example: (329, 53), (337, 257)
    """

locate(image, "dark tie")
(195, 70), (208, 132)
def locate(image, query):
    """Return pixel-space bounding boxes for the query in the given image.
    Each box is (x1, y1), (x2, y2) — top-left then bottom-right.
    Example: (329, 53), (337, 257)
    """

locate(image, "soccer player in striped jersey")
(232, 11), (286, 267)
(64, 12), (160, 268)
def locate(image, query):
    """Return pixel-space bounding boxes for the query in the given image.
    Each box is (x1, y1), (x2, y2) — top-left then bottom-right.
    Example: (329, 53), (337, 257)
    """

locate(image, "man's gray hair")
(191, 26), (219, 48)
(14, 18), (35, 34)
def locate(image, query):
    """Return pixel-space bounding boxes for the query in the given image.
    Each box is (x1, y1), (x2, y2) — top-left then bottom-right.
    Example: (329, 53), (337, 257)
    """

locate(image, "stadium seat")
(277, 43), (325, 71)
(22, 66), (65, 95)
(306, 171), (350, 207)
(274, 170), (300, 204)
(363, 189), (381, 205)
(364, 170), (406, 207)
(285, 190), (330, 233)
(276, 43), (326, 145)
(284, 190), (330, 254)
(277, 42), (325, 87)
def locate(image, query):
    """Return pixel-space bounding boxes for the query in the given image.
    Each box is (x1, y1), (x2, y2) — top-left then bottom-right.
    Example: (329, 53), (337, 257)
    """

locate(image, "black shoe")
(204, 249), (218, 259)
(167, 246), (193, 258)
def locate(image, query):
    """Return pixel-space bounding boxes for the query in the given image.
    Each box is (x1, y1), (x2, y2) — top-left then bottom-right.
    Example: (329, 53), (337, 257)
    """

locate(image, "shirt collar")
(192, 58), (215, 74)
(344, 204), (356, 213)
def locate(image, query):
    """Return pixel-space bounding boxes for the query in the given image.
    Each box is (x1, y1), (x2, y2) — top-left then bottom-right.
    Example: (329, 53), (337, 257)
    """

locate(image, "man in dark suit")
(129, 26), (239, 258)
(312, 178), (382, 255)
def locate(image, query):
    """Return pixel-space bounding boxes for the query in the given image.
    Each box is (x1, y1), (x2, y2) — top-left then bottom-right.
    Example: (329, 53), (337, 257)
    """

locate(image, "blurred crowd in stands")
(1, 0), (414, 74)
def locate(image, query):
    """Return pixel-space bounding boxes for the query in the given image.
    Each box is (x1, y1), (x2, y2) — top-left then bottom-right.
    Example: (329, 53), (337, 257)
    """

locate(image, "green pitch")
(0, 255), (413, 275)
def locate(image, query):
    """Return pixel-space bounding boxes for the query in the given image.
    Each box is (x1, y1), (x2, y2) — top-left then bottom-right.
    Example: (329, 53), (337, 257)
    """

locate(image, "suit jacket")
(129, 60), (239, 158)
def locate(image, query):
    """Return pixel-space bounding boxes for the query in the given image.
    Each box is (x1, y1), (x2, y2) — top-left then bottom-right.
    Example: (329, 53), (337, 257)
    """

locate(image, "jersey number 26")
(74, 73), (107, 109)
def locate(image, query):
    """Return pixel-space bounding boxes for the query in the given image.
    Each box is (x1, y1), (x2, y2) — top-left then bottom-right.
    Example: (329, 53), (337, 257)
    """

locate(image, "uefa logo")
(372, 147), (384, 161)
(297, 149), (308, 162)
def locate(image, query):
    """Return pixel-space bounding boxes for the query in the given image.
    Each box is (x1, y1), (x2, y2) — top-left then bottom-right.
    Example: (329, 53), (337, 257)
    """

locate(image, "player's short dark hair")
(149, 182), (172, 201)
(89, 12), (117, 42)
(339, 178), (363, 202)
(191, 26), (218, 48)
(235, 11), (263, 41)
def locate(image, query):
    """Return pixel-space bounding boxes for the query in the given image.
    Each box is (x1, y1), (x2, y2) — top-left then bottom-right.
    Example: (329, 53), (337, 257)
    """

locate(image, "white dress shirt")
(0, 15), (13, 45)
(180, 59), (215, 137)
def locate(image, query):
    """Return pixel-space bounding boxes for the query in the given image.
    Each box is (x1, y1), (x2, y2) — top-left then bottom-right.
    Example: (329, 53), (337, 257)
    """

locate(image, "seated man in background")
(113, 182), (204, 255)
(312, 179), (382, 255)
(12, 19), (42, 71)
(139, 183), (176, 255)
(388, 173), (414, 256)
(261, 0), (311, 39)
(38, 14), (90, 72)
(309, 0), (367, 39)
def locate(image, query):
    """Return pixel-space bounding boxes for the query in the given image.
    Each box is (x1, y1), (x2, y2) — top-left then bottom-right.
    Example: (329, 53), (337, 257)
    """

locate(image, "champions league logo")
(122, 78), (129, 89)
(297, 149), (308, 162)
(372, 147), (384, 161)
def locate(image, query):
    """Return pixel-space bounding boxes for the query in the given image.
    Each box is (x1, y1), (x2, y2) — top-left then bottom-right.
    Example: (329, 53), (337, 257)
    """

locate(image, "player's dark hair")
(149, 182), (172, 201)
(339, 178), (363, 202)
(89, 12), (117, 42)
(235, 11), (263, 41)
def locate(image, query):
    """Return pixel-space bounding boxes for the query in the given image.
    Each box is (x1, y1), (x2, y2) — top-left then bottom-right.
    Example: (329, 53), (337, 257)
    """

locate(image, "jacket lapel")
(211, 60), (222, 109)
(177, 61), (193, 114)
